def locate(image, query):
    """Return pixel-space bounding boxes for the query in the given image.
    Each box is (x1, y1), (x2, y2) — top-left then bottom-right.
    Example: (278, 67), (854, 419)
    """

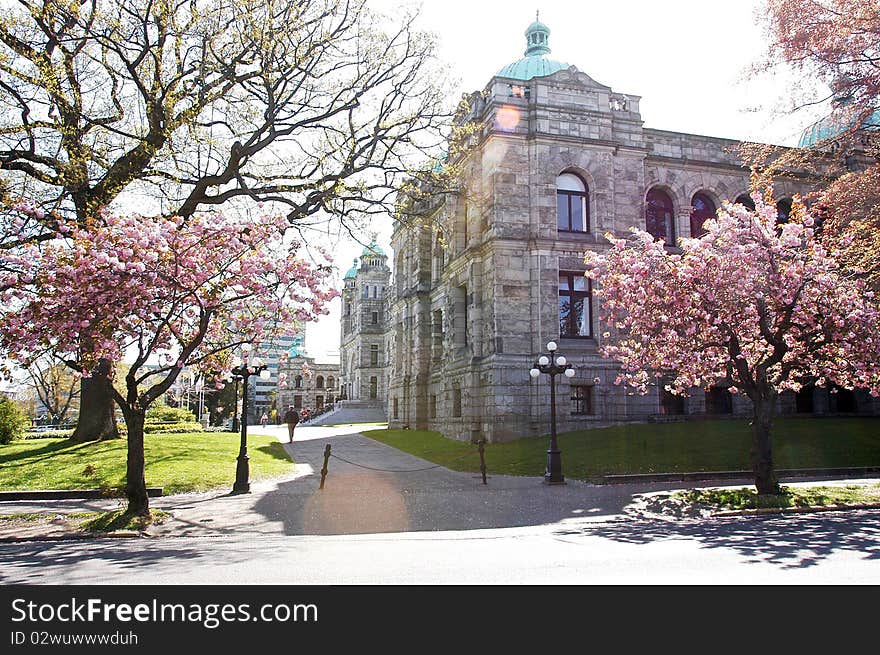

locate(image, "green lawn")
(678, 483), (880, 510)
(0, 432), (293, 494)
(363, 417), (880, 481)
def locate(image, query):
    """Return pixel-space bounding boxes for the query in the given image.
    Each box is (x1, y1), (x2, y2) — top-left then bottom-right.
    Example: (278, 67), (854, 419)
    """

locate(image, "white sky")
(306, 0), (825, 361)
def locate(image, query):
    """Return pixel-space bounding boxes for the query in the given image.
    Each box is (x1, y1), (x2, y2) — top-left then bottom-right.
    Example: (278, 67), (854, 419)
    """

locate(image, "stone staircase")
(304, 400), (387, 426)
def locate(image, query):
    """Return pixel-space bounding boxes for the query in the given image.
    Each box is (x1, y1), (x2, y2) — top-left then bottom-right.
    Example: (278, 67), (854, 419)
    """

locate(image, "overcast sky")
(309, 0), (824, 360)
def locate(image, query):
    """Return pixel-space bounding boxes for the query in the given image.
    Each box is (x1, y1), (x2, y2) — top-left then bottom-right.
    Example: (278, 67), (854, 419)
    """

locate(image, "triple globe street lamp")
(530, 340), (575, 485)
(228, 344), (271, 495)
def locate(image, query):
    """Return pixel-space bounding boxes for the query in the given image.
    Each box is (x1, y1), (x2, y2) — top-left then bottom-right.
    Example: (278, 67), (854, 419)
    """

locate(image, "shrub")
(0, 397), (29, 444)
(146, 403), (197, 424)
(144, 422), (203, 434)
(23, 428), (75, 440)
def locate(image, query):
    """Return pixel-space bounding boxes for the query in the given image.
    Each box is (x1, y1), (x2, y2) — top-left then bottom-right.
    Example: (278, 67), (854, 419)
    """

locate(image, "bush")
(0, 397), (29, 444)
(23, 428), (75, 440)
(144, 422), (203, 434)
(146, 403), (197, 424)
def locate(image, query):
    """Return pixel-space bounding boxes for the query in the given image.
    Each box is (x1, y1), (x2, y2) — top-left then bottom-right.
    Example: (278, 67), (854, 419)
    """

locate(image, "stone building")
(276, 345), (340, 416)
(386, 18), (877, 442)
(337, 239), (391, 415)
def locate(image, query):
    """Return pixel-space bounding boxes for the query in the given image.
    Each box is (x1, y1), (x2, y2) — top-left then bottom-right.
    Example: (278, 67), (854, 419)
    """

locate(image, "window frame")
(570, 384), (594, 416)
(689, 192), (716, 238)
(558, 271), (593, 339)
(646, 188), (676, 245)
(556, 173), (590, 233)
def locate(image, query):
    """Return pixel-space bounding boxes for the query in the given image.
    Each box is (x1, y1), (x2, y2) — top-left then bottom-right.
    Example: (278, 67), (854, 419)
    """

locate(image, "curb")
(0, 530), (149, 544)
(600, 467), (880, 484)
(0, 488), (163, 501)
(712, 502), (880, 518)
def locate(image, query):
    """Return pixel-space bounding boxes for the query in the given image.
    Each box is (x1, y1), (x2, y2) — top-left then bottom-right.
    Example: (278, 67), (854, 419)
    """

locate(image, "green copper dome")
(798, 107), (880, 148)
(343, 258), (358, 279)
(496, 14), (568, 81)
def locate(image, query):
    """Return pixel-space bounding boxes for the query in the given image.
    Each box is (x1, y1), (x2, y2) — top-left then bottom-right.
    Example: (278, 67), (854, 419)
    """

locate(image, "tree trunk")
(750, 393), (781, 495)
(70, 359), (119, 442)
(124, 409), (149, 516)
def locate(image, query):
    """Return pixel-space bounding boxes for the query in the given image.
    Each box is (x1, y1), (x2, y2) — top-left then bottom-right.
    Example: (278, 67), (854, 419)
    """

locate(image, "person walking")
(283, 405), (299, 443)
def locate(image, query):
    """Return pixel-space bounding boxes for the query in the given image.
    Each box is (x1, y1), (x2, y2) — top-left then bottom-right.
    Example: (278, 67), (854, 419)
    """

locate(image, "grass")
(362, 417), (880, 482)
(0, 432), (294, 494)
(0, 509), (170, 534)
(79, 509), (170, 532)
(677, 483), (880, 511)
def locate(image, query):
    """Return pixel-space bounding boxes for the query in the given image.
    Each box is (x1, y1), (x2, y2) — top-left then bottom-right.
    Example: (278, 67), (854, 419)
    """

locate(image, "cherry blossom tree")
(0, 206), (337, 515)
(585, 193), (880, 494)
(761, 0), (880, 128)
(746, 1), (880, 297)
(0, 0), (454, 440)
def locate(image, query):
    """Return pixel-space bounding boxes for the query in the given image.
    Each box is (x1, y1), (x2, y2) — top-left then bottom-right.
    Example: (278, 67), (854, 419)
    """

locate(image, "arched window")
(646, 188), (675, 245)
(776, 198), (793, 224)
(690, 193), (716, 238)
(556, 173), (589, 232)
(735, 194), (756, 211)
(316, 376), (324, 389)
(326, 376), (335, 389)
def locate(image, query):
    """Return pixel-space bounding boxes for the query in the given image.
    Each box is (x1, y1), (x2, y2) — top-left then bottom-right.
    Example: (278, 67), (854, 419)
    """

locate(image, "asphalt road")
(2, 423), (878, 585)
(1, 508), (878, 584)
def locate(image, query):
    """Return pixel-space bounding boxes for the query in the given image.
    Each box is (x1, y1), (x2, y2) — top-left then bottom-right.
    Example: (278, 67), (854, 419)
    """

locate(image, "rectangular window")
(559, 272), (592, 337)
(372, 286), (377, 298)
(294, 395), (302, 409)
(453, 286), (468, 348)
(659, 377), (685, 415)
(557, 192), (587, 232)
(363, 285), (369, 298)
(369, 376), (378, 400)
(393, 397), (399, 419)
(316, 395), (324, 409)
(370, 344), (379, 366)
(371, 311), (378, 324)
(571, 385), (594, 415)
(452, 388), (462, 417)
(430, 394), (437, 419)
(706, 386), (732, 414)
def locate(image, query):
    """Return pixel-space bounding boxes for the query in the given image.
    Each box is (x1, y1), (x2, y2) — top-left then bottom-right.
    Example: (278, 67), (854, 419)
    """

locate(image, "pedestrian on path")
(283, 405), (299, 443)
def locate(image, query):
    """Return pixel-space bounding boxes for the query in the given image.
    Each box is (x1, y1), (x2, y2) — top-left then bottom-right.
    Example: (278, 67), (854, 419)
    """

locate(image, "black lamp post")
(530, 340), (575, 485)
(230, 345), (270, 495)
(230, 376), (241, 433)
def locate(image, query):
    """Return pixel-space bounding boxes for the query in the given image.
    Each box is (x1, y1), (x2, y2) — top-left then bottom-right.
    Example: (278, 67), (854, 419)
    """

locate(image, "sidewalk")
(1, 425), (878, 542)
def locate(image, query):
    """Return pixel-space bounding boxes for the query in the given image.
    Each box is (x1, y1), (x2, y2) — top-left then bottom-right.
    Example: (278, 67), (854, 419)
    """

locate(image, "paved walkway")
(1, 424), (877, 541)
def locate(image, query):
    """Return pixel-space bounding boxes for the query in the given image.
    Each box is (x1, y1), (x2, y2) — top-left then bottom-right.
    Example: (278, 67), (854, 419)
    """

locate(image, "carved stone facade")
(385, 20), (878, 442)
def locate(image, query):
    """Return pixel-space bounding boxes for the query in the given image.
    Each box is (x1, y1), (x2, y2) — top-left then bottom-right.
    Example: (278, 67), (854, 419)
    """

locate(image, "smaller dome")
(361, 240), (386, 258)
(524, 17), (551, 57)
(343, 258), (358, 279)
(496, 15), (569, 81)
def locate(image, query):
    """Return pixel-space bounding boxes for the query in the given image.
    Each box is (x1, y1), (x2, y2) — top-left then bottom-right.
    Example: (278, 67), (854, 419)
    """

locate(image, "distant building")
(337, 238), (390, 416)
(275, 332), (340, 416)
(251, 332), (306, 421)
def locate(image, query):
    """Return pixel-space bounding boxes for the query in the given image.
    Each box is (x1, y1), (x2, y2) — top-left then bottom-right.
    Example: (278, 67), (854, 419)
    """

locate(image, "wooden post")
(319, 444), (331, 490)
(478, 439), (487, 485)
